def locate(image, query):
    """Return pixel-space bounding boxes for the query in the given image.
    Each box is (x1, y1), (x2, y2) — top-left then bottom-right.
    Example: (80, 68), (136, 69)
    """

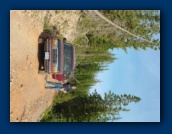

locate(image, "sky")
(89, 47), (160, 122)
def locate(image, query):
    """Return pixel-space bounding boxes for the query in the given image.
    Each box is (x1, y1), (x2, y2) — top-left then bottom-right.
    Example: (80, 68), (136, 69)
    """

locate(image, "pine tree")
(41, 90), (141, 122)
(75, 10), (160, 51)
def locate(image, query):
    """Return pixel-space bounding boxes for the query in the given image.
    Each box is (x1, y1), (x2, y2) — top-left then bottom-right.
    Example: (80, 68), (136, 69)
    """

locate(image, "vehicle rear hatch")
(44, 39), (64, 73)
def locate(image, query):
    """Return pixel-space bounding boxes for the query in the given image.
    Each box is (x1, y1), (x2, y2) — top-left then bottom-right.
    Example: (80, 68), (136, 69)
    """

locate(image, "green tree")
(41, 90), (141, 122)
(75, 10), (160, 51)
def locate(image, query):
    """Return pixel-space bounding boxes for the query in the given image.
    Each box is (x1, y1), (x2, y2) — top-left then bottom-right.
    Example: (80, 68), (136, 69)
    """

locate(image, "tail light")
(52, 73), (64, 81)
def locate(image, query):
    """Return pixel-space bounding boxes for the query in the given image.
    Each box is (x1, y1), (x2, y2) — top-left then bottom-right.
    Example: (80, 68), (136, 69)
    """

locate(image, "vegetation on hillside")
(75, 10), (160, 52)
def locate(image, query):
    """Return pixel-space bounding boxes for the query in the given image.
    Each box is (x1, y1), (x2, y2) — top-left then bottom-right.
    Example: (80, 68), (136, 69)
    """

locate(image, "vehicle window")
(64, 44), (72, 71)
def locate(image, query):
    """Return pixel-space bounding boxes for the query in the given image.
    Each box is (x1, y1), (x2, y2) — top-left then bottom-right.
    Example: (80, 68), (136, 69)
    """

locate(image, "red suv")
(38, 32), (75, 81)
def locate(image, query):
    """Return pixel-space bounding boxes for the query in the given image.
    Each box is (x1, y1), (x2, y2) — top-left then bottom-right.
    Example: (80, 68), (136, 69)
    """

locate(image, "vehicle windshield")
(64, 44), (72, 72)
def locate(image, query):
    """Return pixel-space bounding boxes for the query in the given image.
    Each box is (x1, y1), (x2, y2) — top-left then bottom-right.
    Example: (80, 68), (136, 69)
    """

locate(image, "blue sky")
(89, 47), (160, 122)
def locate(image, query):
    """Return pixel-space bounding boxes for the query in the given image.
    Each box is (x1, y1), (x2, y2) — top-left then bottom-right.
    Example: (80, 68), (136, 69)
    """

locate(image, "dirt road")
(10, 10), (81, 122)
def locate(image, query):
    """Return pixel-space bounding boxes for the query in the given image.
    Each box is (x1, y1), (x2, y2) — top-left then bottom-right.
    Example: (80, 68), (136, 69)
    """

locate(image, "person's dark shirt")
(63, 82), (72, 92)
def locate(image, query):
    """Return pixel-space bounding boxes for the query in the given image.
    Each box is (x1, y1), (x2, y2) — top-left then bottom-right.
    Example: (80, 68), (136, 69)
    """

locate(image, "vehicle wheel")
(38, 38), (43, 43)
(38, 70), (46, 75)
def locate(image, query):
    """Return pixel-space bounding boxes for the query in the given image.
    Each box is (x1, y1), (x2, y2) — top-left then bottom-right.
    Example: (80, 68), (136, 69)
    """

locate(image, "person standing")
(44, 75), (76, 93)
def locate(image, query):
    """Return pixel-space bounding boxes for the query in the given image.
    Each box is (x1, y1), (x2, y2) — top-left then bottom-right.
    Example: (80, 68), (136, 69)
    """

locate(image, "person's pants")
(45, 81), (63, 90)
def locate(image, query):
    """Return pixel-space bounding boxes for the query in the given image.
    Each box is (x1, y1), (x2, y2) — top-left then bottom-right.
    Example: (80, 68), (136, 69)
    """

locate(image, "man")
(44, 75), (76, 93)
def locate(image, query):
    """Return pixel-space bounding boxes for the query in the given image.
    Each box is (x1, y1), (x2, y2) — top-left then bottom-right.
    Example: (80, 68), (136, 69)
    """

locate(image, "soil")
(10, 10), (81, 122)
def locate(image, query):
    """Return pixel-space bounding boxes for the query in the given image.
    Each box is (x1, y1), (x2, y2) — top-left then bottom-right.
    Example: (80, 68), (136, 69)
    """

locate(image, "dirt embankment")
(10, 10), (81, 122)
